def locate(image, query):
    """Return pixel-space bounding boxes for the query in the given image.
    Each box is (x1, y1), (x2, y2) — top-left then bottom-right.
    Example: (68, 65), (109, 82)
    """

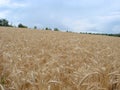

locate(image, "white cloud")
(0, 10), (10, 18)
(62, 18), (97, 32)
(99, 14), (120, 22)
(112, 25), (120, 33)
(0, 0), (120, 34)
(0, 0), (29, 19)
(0, 0), (10, 6)
(12, 2), (27, 7)
(95, 12), (120, 32)
(0, 0), (28, 8)
(61, 11), (120, 33)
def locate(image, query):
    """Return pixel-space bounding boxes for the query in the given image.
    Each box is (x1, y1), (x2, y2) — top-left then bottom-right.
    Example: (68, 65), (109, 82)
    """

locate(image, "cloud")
(0, 0), (120, 33)
(99, 13), (120, 22)
(0, 0), (10, 6)
(10, 2), (27, 7)
(61, 11), (120, 33)
(0, 0), (29, 26)
(0, 10), (10, 18)
(96, 12), (120, 33)
(0, 0), (28, 8)
(61, 18), (97, 32)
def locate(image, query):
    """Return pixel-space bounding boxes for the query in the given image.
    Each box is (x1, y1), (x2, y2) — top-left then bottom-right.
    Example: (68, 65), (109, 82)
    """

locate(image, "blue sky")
(0, 0), (120, 33)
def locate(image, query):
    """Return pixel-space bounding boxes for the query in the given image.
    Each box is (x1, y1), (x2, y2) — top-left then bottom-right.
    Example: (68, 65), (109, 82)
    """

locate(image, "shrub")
(0, 19), (9, 26)
(54, 28), (59, 31)
(18, 23), (27, 28)
(45, 27), (52, 30)
(34, 26), (37, 29)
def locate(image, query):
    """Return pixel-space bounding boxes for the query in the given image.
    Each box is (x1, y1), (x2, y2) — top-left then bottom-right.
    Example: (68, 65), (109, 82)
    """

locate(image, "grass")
(0, 27), (120, 90)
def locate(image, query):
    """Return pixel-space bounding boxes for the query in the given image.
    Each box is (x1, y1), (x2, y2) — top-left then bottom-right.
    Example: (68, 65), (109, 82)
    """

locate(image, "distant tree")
(54, 28), (59, 31)
(34, 26), (37, 29)
(0, 19), (9, 26)
(45, 27), (49, 30)
(45, 27), (52, 30)
(115, 33), (120, 37)
(18, 23), (27, 28)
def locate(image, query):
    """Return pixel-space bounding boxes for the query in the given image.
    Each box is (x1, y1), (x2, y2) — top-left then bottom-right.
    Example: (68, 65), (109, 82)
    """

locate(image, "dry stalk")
(77, 72), (99, 88)
(0, 84), (4, 90)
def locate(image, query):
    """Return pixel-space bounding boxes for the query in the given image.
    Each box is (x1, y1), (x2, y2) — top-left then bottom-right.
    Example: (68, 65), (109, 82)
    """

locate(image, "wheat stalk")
(0, 84), (4, 90)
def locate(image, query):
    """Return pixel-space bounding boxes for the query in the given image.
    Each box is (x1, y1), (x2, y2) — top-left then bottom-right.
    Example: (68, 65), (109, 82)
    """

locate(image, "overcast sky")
(0, 0), (120, 33)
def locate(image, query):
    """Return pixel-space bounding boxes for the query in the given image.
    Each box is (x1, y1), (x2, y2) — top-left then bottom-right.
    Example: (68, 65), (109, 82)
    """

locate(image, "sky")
(0, 0), (120, 33)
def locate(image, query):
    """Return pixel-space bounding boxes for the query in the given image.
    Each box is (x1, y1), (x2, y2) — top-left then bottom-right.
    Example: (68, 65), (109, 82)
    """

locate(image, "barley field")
(0, 27), (120, 90)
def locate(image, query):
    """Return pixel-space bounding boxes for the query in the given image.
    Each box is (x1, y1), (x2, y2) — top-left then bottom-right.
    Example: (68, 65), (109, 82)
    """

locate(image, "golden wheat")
(0, 27), (120, 90)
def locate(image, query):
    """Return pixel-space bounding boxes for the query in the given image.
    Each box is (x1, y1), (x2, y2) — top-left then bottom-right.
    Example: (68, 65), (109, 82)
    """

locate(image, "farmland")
(0, 27), (120, 90)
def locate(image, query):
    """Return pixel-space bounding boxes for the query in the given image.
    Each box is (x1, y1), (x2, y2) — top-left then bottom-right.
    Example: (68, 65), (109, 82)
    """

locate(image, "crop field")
(0, 27), (120, 90)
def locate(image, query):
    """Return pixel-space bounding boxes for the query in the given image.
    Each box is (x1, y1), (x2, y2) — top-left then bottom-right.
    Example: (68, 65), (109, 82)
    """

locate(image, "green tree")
(0, 19), (9, 26)
(54, 28), (59, 31)
(45, 27), (52, 30)
(45, 27), (49, 30)
(18, 23), (27, 28)
(34, 26), (37, 29)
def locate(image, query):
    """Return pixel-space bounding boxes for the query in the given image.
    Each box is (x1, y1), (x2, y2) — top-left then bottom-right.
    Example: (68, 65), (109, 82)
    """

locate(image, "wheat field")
(0, 27), (120, 90)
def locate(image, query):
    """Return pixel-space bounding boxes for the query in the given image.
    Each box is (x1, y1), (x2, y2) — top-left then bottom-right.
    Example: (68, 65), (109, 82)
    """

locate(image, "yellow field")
(0, 27), (120, 90)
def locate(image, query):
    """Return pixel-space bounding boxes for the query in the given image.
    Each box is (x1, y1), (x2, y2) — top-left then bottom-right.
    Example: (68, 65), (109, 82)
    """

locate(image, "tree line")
(0, 18), (59, 31)
(0, 19), (11, 27)
(0, 18), (119, 37)
(79, 32), (120, 37)
(0, 19), (27, 28)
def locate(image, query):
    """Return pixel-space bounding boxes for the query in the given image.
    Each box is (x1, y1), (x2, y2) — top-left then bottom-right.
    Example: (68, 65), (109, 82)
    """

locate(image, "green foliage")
(107, 33), (120, 37)
(45, 27), (49, 30)
(54, 28), (59, 31)
(45, 27), (52, 30)
(0, 19), (9, 26)
(18, 23), (27, 28)
(79, 32), (120, 37)
(34, 26), (37, 29)
(66, 30), (72, 32)
(0, 76), (6, 85)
